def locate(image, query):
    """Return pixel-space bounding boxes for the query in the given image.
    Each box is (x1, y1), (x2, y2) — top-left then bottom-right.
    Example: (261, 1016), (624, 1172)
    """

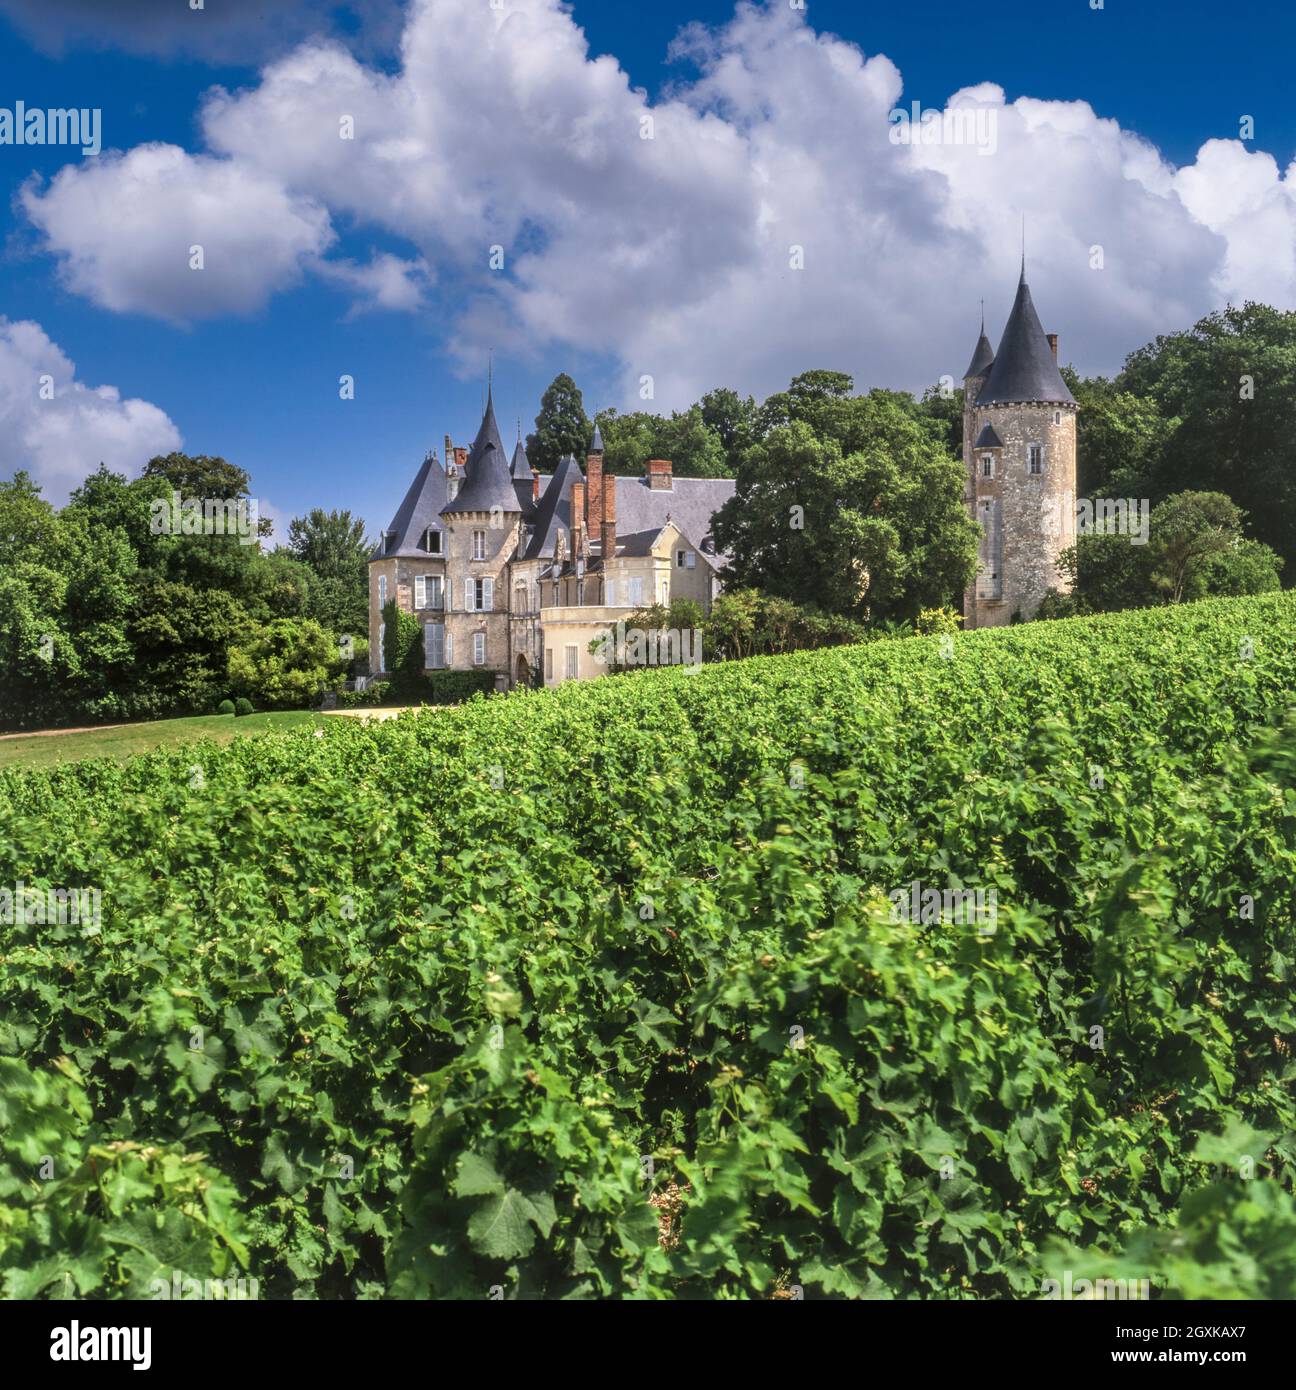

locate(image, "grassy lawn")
(0, 711), (325, 771)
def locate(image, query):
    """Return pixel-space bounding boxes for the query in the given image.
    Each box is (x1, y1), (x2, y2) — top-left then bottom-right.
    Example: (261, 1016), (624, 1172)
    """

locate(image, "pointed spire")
(977, 271), (1074, 406)
(965, 303), (995, 380)
(590, 421), (604, 454)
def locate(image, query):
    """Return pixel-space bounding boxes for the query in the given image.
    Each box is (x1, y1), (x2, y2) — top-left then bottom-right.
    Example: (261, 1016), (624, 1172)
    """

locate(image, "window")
(976, 499), (1003, 600)
(686, 551), (696, 570)
(981, 455), (994, 478)
(377, 574), (387, 607)
(544, 646), (553, 680)
(659, 580), (669, 605)
(577, 580), (585, 606)
(424, 623), (445, 668)
(472, 530), (487, 560)
(425, 528), (443, 554)
(415, 575), (442, 609)
(1054, 411), (1062, 426)
(465, 577), (494, 611)
(473, 632), (486, 666)
(564, 645), (578, 680)
(604, 579), (616, 607)
(628, 577), (643, 606)
(677, 550), (686, 567)
(1028, 444), (1043, 475)
(377, 622), (386, 670)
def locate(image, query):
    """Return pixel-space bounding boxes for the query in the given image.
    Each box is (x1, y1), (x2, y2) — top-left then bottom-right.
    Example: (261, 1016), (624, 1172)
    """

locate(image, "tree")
(227, 619), (348, 709)
(1116, 303), (1296, 572)
(526, 374), (591, 474)
(712, 384), (979, 625)
(1148, 491), (1250, 604)
(595, 405), (726, 478)
(699, 388), (757, 471)
(284, 508), (370, 634)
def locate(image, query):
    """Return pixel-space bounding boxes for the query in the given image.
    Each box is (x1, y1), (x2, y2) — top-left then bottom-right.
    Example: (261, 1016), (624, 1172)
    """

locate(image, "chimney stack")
(1046, 333), (1059, 362)
(601, 471), (617, 563)
(646, 458), (673, 491)
(570, 480), (586, 562)
(586, 452), (603, 531)
(444, 433), (453, 464)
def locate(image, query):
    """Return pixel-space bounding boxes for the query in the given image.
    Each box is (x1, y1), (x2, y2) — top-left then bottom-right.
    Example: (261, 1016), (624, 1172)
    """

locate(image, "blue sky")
(1, 0), (1292, 538)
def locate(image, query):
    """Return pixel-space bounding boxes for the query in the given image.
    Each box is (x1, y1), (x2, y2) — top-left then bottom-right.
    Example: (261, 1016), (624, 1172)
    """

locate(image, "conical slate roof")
(977, 271), (1075, 406)
(964, 329), (994, 380)
(372, 451), (447, 558)
(523, 455), (584, 559)
(590, 422), (604, 453)
(442, 392), (523, 514)
(511, 438), (534, 480)
(974, 422), (1004, 449)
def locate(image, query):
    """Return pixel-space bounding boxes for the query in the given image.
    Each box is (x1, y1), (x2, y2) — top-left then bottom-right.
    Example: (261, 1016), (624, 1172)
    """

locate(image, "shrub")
(2, 592), (1294, 1298)
(217, 699), (236, 716)
(233, 697), (254, 716)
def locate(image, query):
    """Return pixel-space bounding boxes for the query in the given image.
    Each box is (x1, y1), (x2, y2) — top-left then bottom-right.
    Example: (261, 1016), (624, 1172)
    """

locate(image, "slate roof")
(442, 393), (525, 514)
(590, 422), (604, 453)
(974, 422), (1004, 449)
(612, 475), (736, 554)
(372, 451), (448, 559)
(964, 328), (995, 379)
(522, 455), (585, 559)
(977, 271), (1075, 406)
(511, 439), (534, 480)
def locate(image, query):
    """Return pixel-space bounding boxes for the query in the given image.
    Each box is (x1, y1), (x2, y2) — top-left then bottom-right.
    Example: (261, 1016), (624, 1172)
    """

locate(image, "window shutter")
(445, 632), (454, 666)
(483, 577), (494, 612)
(423, 623), (435, 665)
(604, 580), (615, 607)
(415, 575), (426, 608)
(465, 578), (475, 611)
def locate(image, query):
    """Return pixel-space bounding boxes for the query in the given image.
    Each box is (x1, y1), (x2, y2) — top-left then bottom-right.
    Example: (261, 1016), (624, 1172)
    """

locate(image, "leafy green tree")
(526, 374), (591, 473)
(699, 388), (757, 471)
(1116, 303), (1296, 571)
(595, 406), (726, 478)
(227, 618), (347, 709)
(285, 509), (370, 634)
(1148, 491), (1249, 604)
(713, 383), (979, 625)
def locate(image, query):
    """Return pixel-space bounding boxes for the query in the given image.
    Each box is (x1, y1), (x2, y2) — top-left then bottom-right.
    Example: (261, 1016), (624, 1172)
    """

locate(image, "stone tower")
(962, 264), (1077, 628)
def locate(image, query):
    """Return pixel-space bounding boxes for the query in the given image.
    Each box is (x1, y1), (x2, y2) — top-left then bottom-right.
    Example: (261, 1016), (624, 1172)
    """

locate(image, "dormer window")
(425, 528), (443, 555)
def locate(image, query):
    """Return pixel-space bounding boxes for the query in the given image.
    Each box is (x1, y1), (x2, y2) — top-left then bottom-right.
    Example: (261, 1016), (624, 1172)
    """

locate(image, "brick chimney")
(601, 471), (617, 562)
(1046, 333), (1059, 362)
(570, 481), (586, 560)
(586, 452), (603, 531)
(453, 446), (468, 471)
(646, 458), (673, 491)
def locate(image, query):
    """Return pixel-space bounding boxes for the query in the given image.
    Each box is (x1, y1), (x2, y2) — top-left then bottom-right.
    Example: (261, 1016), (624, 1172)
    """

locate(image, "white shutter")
(482, 577), (494, 612)
(686, 552), (696, 570)
(473, 632), (485, 665)
(604, 580), (615, 607)
(377, 623), (386, 671)
(445, 632), (454, 666)
(423, 623), (435, 665)
(415, 575), (426, 608)
(465, 578), (475, 611)
(629, 577), (643, 606)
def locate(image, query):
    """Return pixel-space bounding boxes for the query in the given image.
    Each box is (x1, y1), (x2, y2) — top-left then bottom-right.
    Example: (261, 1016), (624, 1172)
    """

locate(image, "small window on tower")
(1054, 411), (1062, 426)
(981, 455), (994, 478)
(1028, 445), (1043, 475)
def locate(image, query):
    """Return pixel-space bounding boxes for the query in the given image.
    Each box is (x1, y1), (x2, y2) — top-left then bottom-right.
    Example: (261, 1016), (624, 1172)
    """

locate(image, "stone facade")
(962, 272), (1078, 628)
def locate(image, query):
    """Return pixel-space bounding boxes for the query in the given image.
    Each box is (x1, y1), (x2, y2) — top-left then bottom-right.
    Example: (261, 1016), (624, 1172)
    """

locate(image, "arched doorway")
(515, 652), (532, 689)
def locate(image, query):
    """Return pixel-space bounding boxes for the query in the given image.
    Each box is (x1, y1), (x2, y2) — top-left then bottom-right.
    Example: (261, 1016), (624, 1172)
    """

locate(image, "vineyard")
(2, 592), (1296, 1299)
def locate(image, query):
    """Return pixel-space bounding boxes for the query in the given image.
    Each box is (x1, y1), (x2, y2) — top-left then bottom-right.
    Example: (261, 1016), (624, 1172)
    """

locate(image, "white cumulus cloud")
(0, 318), (181, 501)
(17, 0), (1296, 406)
